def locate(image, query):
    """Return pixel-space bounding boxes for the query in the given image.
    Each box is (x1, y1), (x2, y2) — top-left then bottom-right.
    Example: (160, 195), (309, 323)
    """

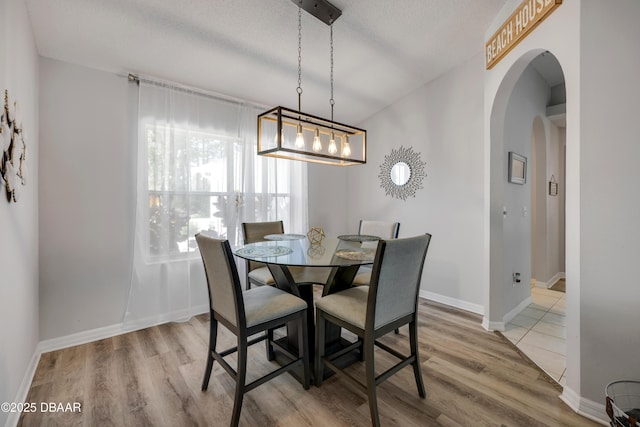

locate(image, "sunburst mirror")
(378, 146), (426, 201)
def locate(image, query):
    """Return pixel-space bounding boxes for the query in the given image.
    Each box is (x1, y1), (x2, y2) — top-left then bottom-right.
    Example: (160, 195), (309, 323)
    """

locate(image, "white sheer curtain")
(124, 81), (308, 329)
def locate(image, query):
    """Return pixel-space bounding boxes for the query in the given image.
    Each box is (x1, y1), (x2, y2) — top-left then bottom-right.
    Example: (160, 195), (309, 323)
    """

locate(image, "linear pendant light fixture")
(257, 0), (366, 166)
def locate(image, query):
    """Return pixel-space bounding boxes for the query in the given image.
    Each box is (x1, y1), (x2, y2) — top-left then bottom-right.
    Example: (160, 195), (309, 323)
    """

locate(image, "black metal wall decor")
(0, 90), (27, 203)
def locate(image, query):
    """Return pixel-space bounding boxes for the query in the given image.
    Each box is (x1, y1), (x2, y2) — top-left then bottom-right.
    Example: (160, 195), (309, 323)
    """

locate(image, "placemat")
(264, 233), (306, 241)
(335, 249), (376, 261)
(337, 234), (381, 242)
(236, 246), (293, 258)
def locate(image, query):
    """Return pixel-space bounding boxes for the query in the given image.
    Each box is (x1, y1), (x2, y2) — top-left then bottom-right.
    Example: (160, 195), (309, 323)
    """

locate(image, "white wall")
(39, 58), (136, 340)
(579, 0), (640, 405)
(0, 0), (39, 425)
(344, 54), (485, 313)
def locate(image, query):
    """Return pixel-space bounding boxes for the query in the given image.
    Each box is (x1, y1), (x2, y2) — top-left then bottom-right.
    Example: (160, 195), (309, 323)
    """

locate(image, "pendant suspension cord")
(297, 6), (303, 112)
(329, 21), (335, 122)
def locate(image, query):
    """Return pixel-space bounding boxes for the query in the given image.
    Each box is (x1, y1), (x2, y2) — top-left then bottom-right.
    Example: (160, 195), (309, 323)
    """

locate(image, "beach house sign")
(486, 0), (562, 69)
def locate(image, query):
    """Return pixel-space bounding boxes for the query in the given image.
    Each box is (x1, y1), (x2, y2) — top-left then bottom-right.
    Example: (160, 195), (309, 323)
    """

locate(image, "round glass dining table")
(236, 234), (377, 262)
(234, 235), (379, 381)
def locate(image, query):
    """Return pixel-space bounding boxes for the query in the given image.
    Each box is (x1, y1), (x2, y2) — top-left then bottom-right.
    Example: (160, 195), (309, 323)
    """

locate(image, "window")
(144, 123), (297, 259)
(146, 125), (235, 257)
(127, 81), (307, 325)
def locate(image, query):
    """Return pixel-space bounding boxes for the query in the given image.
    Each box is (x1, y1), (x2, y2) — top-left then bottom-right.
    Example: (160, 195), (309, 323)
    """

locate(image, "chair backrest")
(359, 220), (400, 239)
(242, 221), (285, 273)
(195, 233), (245, 328)
(367, 234), (431, 330)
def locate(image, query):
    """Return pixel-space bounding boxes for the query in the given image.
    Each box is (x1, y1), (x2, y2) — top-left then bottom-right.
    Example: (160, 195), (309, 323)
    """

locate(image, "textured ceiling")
(26, 0), (507, 123)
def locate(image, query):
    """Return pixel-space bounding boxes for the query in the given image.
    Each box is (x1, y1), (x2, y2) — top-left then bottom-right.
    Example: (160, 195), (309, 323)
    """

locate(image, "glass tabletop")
(234, 237), (376, 267)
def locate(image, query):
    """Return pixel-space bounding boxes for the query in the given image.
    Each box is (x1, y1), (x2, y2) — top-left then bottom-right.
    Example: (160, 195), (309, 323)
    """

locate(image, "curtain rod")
(127, 73), (268, 110)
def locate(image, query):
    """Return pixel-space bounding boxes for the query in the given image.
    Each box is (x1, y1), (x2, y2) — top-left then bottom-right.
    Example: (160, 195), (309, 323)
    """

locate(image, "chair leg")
(299, 310), (310, 390)
(202, 317), (218, 391)
(364, 336), (381, 427)
(314, 310), (326, 387)
(409, 320), (426, 398)
(357, 337), (365, 361)
(266, 328), (275, 361)
(231, 335), (248, 427)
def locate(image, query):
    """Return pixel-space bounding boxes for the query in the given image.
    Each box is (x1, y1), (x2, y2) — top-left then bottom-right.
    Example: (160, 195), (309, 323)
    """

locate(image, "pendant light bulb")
(342, 135), (351, 157)
(295, 123), (305, 148)
(312, 128), (322, 152)
(328, 132), (338, 155)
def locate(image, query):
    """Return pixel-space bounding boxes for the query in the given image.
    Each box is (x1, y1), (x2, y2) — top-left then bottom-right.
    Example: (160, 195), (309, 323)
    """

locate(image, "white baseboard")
(38, 323), (126, 354)
(481, 295), (532, 332)
(560, 386), (609, 425)
(504, 295), (532, 324)
(482, 318), (505, 331)
(38, 305), (210, 354)
(121, 304), (209, 334)
(419, 290), (484, 315)
(4, 348), (41, 427)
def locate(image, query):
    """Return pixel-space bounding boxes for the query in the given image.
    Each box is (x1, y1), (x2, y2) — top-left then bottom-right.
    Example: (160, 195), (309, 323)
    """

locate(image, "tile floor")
(502, 286), (567, 385)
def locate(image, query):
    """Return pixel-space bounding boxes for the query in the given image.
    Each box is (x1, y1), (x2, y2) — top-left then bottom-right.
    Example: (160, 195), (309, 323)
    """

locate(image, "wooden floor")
(20, 298), (597, 426)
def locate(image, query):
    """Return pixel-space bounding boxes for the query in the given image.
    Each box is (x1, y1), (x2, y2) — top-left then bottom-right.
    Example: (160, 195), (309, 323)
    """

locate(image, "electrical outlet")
(512, 272), (521, 285)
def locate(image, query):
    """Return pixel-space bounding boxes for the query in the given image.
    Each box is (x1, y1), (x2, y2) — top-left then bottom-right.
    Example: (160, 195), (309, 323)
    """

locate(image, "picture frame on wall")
(508, 152), (526, 184)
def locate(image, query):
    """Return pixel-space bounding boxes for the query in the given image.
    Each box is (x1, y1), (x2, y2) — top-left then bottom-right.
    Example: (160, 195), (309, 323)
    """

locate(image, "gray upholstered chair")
(242, 221), (284, 289)
(352, 220), (400, 286)
(360, 220), (400, 241)
(242, 221), (329, 290)
(352, 220), (401, 334)
(196, 233), (310, 427)
(315, 234), (432, 427)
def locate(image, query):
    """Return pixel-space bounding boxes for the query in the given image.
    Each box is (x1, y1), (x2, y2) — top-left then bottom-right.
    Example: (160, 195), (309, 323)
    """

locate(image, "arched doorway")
(485, 50), (568, 382)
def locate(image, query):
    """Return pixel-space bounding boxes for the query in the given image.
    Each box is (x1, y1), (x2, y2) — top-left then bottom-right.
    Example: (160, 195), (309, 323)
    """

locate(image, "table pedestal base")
(266, 264), (364, 385)
(271, 335), (361, 383)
